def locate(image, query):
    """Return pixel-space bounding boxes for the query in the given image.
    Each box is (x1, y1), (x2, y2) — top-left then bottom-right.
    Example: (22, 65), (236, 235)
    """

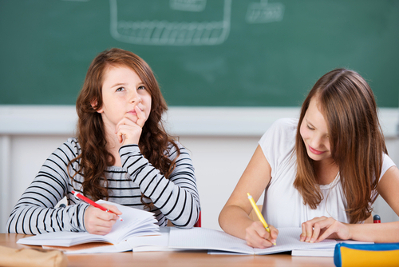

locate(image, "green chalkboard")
(0, 0), (398, 107)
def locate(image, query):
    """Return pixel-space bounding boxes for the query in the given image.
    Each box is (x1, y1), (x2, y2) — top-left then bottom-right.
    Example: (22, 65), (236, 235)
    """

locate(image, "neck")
(313, 158), (339, 185)
(102, 120), (123, 167)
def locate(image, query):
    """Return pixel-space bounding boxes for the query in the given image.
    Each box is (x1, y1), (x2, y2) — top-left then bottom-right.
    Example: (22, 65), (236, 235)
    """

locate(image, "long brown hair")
(294, 68), (387, 223)
(68, 48), (180, 202)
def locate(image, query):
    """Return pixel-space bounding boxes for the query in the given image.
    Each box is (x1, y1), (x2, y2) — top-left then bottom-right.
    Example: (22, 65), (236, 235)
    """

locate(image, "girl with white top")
(219, 68), (399, 248)
(7, 48), (200, 235)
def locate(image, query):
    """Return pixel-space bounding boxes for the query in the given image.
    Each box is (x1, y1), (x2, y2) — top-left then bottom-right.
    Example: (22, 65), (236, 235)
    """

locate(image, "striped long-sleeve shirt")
(6, 138), (200, 234)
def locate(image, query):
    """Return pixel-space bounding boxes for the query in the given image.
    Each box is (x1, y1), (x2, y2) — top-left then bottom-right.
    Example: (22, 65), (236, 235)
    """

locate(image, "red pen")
(71, 190), (123, 221)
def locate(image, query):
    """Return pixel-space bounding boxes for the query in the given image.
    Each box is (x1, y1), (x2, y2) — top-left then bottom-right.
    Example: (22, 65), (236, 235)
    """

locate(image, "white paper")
(169, 227), (336, 255)
(253, 228), (336, 255)
(128, 227), (177, 252)
(291, 248), (334, 257)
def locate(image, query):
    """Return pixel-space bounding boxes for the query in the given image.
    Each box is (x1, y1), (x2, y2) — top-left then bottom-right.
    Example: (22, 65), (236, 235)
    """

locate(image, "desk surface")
(1, 234), (335, 267)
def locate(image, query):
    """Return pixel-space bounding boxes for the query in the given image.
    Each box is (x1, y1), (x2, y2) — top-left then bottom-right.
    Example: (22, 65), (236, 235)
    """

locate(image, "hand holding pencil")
(246, 193), (278, 248)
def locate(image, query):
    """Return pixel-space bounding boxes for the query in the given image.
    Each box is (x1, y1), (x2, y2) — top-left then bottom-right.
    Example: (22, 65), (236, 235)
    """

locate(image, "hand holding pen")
(247, 193), (278, 248)
(72, 191), (123, 235)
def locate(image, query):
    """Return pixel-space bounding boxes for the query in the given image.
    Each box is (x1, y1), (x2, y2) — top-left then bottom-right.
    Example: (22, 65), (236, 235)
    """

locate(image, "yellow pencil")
(247, 193), (276, 246)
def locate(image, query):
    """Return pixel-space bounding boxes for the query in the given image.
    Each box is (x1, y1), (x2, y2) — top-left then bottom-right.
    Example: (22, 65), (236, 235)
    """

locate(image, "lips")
(308, 145), (326, 155)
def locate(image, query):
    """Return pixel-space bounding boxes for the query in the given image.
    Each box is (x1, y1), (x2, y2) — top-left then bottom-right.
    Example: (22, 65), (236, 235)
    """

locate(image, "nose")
(309, 133), (323, 149)
(129, 90), (142, 104)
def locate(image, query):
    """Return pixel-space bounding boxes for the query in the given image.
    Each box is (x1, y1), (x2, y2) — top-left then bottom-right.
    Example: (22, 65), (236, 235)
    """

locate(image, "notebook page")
(254, 228), (337, 255)
(128, 228), (178, 252)
(96, 200), (159, 243)
(17, 231), (106, 247)
(169, 227), (254, 254)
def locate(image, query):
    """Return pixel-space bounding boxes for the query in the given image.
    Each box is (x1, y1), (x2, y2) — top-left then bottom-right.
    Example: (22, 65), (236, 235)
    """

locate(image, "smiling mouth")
(308, 145), (326, 155)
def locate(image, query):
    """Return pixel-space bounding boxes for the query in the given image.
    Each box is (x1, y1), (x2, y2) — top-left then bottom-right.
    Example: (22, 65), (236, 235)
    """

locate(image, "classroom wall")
(1, 106), (398, 233)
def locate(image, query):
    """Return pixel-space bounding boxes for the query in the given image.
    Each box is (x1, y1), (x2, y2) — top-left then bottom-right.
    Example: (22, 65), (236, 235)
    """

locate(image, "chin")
(306, 151), (323, 161)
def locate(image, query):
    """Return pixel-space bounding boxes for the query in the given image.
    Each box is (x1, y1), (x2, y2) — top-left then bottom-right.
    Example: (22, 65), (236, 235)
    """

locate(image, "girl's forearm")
(348, 221), (399, 243)
(219, 205), (254, 240)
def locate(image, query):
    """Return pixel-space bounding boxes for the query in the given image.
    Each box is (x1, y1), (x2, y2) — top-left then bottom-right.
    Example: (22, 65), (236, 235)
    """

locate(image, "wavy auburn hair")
(294, 68), (387, 223)
(68, 48), (179, 202)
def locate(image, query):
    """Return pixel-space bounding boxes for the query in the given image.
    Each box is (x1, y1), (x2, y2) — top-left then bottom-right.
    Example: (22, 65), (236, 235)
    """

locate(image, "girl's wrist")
(345, 223), (355, 240)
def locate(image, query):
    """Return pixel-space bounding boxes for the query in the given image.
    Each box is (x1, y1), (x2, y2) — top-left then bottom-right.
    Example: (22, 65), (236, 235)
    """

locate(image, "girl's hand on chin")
(116, 106), (146, 145)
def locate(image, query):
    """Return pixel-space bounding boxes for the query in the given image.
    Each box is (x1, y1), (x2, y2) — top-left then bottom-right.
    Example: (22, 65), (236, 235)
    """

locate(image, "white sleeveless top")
(259, 118), (395, 228)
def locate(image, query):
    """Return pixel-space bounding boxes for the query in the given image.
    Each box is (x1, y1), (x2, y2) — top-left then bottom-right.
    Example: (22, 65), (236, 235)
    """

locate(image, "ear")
(91, 99), (103, 113)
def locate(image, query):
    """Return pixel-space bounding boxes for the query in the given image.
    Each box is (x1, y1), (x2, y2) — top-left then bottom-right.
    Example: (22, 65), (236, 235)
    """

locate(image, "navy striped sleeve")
(119, 142), (201, 228)
(6, 138), (88, 234)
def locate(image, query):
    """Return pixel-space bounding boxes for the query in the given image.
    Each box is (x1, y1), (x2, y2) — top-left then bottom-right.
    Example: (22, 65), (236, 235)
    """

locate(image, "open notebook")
(168, 227), (339, 255)
(58, 227), (339, 255)
(17, 200), (159, 247)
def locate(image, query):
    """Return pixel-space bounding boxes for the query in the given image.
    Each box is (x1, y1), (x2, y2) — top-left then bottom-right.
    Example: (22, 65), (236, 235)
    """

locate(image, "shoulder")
(272, 118), (298, 131)
(382, 153), (395, 167)
(380, 153), (397, 178)
(265, 118), (298, 137)
(259, 118), (298, 146)
(258, 118), (297, 166)
(53, 138), (81, 159)
(64, 137), (81, 153)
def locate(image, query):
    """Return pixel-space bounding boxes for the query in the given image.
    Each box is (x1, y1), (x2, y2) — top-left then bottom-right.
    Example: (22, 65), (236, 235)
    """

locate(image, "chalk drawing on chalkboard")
(170, 0), (207, 12)
(246, 0), (284, 24)
(110, 0), (231, 46)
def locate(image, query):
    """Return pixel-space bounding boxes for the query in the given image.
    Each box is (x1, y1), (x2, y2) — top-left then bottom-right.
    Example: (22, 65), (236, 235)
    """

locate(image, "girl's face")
(97, 65), (152, 128)
(299, 97), (332, 162)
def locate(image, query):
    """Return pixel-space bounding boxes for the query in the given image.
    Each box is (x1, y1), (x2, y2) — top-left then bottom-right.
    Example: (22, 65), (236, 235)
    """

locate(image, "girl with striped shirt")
(7, 48), (200, 235)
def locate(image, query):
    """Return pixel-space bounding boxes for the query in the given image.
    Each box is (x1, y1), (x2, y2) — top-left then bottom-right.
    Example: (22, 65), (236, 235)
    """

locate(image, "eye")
(138, 85), (146, 90)
(116, 87), (125, 92)
(307, 124), (315, 130)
